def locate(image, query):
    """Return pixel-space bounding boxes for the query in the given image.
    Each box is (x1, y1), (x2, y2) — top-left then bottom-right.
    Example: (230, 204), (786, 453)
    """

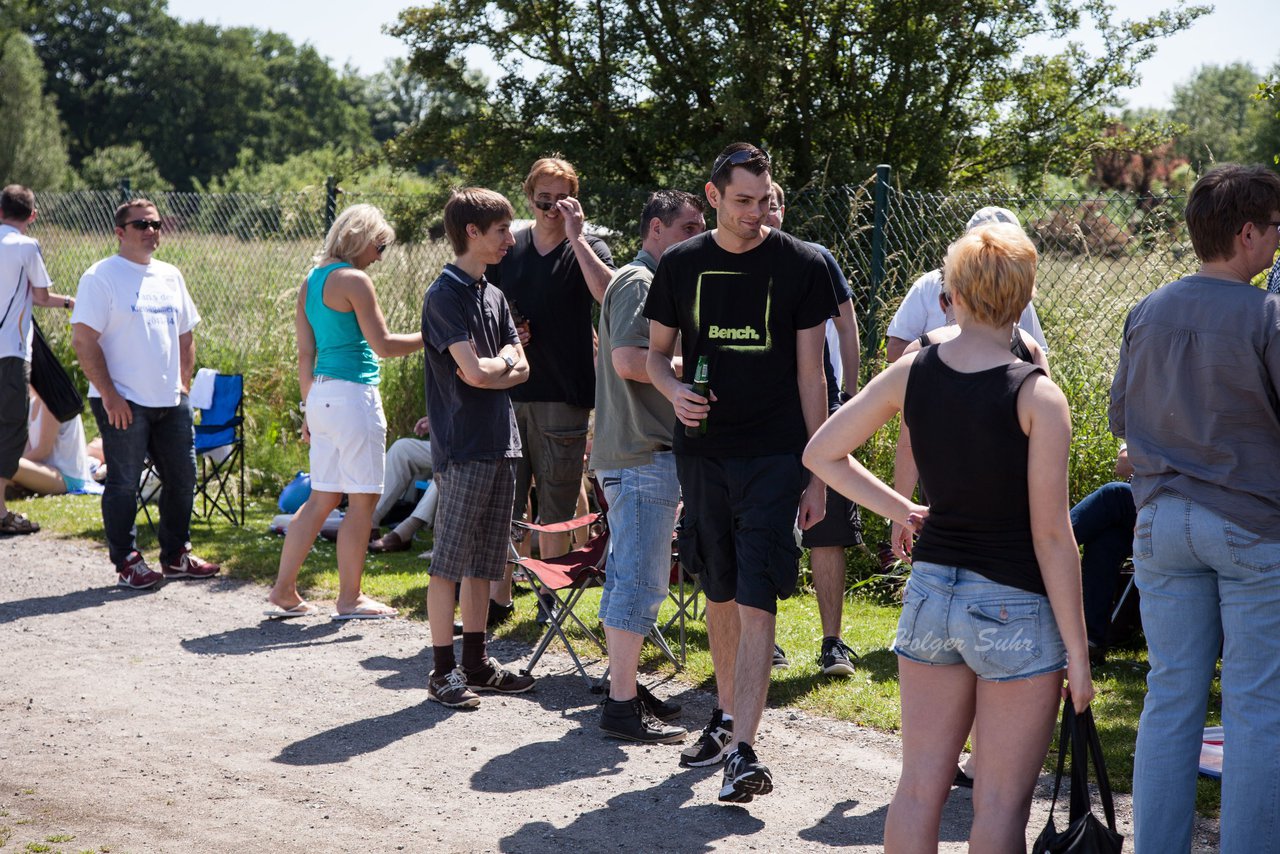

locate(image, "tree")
(387, 0), (1208, 192)
(1248, 68), (1280, 168)
(1169, 63), (1263, 171)
(11, 0), (375, 189)
(0, 30), (70, 189)
(77, 143), (172, 192)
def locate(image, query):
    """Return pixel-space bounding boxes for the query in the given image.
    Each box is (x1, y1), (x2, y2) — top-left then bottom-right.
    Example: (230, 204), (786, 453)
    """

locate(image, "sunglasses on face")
(375, 243), (388, 254)
(710, 147), (770, 182)
(532, 196), (568, 212)
(125, 219), (163, 232)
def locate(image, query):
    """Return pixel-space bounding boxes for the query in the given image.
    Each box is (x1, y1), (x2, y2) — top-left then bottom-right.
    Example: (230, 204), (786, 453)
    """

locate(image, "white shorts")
(306, 377), (386, 494)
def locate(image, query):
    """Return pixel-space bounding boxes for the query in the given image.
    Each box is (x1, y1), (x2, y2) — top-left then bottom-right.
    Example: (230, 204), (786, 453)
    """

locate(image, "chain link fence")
(27, 176), (1197, 500)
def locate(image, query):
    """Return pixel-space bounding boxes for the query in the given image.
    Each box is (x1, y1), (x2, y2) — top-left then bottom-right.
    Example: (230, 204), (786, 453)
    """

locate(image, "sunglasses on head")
(710, 147), (770, 182)
(125, 219), (162, 232)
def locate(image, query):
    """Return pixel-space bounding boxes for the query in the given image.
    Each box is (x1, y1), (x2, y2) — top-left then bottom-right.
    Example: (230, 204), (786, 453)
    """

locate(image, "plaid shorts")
(430, 457), (517, 582)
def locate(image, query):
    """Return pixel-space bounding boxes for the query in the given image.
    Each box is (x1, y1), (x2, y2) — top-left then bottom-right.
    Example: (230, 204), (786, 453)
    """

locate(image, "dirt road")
(1, 534), (1218, 852)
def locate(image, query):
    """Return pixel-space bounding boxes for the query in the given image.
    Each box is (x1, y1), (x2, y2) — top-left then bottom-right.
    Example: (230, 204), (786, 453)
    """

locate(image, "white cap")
(965, 206), (1020, 232)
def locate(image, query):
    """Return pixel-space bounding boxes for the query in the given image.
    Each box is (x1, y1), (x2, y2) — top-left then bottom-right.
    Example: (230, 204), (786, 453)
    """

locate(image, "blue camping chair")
(137, 373), (246, 530)
(194, 373), (246, 526)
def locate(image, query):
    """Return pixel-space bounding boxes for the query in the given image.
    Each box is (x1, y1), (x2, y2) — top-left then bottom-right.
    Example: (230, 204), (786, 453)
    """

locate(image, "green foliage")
(76, 144), (173, 193)
(12, 0), (375, 190)
(1169, 62), (1265, 170)
(1250, 69), (1280, 167)
(0, 30), (70, 189)
(388, 0), (1207, 193)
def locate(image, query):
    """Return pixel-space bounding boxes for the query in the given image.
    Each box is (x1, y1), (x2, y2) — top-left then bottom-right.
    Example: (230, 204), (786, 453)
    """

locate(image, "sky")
(164, 0), (1279, 111)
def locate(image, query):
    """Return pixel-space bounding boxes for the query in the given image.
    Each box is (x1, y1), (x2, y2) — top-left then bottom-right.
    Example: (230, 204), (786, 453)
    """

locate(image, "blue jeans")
(597, 452), (679, 636)
(1069, 481), (1136, 646)
(1131, 492), (1280, 853)
(90, 396), (196, 567)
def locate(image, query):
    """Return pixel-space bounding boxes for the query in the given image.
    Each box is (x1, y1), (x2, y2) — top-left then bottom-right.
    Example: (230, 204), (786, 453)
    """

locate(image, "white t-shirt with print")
(71, 254), (200, 407)
(0, 224), (53, 360)
(885, 269), (1048, 351)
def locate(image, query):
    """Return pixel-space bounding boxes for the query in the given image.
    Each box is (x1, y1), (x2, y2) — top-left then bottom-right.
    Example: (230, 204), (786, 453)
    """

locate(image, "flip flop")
(331, 604), (399, 621)
(263, 602), (320, 619)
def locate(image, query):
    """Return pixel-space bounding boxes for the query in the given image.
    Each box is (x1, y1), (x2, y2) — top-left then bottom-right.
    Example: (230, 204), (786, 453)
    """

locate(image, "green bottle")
(686, 355), (710, 438)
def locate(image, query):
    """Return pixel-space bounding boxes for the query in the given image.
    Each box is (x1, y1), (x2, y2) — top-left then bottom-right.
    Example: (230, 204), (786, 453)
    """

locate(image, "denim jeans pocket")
(894, 582), (930, 654)
(967, 599), (1042, 675)
(1224, 520), (1280, 573)
(1133, 501), (1156, 561)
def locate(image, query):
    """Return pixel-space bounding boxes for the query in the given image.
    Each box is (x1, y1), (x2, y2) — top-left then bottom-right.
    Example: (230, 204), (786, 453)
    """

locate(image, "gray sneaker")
(428, 667), (481, 708)
(771, 643), (790, 669)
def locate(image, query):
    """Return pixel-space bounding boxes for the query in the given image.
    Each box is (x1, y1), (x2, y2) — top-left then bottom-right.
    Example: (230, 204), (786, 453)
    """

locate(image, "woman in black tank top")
(804, 223), (1092, 849)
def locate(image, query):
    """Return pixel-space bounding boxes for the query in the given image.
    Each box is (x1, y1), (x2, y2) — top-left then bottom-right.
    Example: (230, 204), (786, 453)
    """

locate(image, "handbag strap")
(1044, 697), (1074, 821)
(1080, 705), (1120, 831)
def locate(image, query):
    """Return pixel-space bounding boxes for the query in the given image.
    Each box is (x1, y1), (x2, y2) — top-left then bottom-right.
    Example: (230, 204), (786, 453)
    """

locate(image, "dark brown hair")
(444, 188), (515, 255)
(709, 143), (771, 193)
(1185, 164), (1280, 262)
(114, 198), (158, 228)
(1, 185), (35, 220)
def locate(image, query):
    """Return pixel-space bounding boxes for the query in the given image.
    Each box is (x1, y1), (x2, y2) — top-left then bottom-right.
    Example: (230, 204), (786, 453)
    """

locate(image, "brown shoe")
(368, 530), (412, 553)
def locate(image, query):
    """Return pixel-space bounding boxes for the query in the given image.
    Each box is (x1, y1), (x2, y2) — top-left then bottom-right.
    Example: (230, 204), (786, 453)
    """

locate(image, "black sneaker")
(487, 599), (515, 629)
(599, 697), (687, 744)
(952, 766), (974, 789)
(771, 643), (790, 669)
(637, 683), (681, 721)
(428, 667), (481, 708)
(679, 708), (734, 767)
(819, 637), (858, 676)
(464, 656), (535, 694)
(719, 742), (774, 803)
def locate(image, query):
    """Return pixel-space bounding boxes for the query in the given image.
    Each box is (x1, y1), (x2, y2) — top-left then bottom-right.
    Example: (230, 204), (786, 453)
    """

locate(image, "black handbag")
(1031, 701), (1125, 853)
(29, 316), (84, 423)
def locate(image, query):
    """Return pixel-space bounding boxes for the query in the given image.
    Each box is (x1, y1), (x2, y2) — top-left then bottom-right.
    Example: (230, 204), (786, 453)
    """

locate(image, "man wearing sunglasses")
(0, 184), (77, 536)
(72, 199), (220, 590)
(645, 143), (838, 803)
(485, 157), (615, 614)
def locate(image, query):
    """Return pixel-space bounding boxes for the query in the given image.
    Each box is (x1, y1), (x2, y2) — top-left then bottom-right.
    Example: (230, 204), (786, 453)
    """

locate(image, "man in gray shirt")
(592, 190), (705, 744)
(1109, 163), (1280, 853)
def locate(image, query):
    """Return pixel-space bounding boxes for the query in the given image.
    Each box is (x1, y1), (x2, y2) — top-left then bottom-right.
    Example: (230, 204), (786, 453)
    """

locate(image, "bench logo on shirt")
(694, 270), (771, 352)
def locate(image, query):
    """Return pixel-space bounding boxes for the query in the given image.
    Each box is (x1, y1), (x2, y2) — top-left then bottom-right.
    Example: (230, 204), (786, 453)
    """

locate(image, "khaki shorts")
(512, 401), (589, 524)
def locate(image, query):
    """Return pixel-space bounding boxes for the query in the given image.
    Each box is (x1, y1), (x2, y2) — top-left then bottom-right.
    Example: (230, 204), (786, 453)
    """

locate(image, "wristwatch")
(501, 354), (517, 371)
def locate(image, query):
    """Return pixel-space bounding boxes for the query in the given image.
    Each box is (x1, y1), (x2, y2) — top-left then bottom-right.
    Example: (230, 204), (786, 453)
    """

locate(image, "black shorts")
(0, 358), (30, 480)
(674, 454), (805, 614)
(800, 484), (864, 549)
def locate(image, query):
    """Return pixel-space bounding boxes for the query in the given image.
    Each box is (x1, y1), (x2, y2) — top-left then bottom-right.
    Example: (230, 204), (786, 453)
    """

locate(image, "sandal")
(0, 511), (40, 535)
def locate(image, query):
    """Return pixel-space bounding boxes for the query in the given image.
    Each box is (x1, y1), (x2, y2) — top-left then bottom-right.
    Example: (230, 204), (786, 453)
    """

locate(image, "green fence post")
(865, 164), (891, 367)
(324, 175), (338, 232)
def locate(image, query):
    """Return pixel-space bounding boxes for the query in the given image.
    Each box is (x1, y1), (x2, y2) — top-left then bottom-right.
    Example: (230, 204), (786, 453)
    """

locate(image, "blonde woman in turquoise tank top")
(268, 204), (423, 620)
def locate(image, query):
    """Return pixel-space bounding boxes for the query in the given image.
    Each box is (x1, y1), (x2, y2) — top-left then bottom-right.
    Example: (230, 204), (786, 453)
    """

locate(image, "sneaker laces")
(698, 710), (725, 739)
(443, 669), (469, 690)
(823, 637), (857, 660)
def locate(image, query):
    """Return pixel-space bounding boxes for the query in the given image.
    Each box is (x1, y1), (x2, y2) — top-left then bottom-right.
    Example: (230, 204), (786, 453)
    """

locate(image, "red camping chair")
(511, 479), (682, 687)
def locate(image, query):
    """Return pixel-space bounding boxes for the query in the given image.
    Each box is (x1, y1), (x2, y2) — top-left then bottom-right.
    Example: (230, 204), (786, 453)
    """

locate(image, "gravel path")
(1, 533), (1220, 852)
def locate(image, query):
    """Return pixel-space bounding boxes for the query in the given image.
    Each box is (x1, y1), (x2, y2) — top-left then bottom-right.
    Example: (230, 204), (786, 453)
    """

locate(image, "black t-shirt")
(644, 228), (838, 456)
(486, 228), (614, 408)
(422, 265), (522, 472)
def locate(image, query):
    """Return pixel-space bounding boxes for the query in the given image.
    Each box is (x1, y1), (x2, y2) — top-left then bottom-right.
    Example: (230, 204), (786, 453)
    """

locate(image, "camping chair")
(661, 547), (704, 666)
(136, 373), (246, 531)
(510, 511), (610, 688)
(511, 479), (682, 686)
(193, 373), (246, 526)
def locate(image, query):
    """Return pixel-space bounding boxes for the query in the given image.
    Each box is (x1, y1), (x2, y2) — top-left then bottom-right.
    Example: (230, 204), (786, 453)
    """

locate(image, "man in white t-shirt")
(71, 199), (221, 589)
(884, 207), (1048, 362)
(0, 185), (76, 535)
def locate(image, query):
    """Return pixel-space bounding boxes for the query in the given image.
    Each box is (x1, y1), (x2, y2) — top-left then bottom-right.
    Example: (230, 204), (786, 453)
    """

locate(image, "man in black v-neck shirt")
(644, 144), (838, 803)
(485, 157), (614, 599)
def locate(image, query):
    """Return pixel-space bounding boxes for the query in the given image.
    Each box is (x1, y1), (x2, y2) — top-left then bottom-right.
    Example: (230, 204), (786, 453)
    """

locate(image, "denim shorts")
(893, 561), (1067, 681)
(597, 452), (680, 635)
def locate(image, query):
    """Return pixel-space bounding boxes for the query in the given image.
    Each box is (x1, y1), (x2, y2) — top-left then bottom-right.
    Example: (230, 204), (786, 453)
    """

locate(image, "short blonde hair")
(522, 157), (579, 198)
(942, 223), (1037, 328)
(315, 204), (395, 265)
